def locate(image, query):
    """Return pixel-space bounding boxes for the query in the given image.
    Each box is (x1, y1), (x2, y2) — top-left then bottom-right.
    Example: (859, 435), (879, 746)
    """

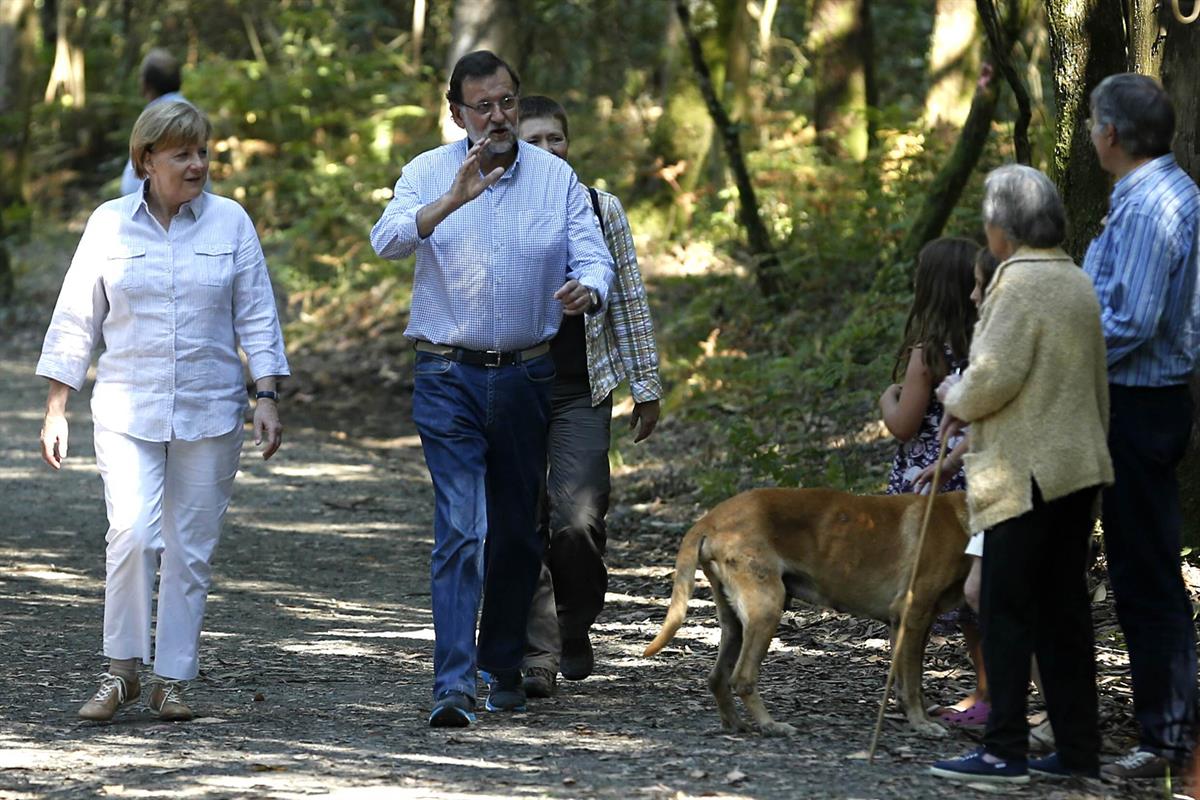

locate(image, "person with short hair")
(929, 164), (1113, 785)
(1082, 73), (1200, 781)
(370, 52), (614, 727)
(120, 49), (203, 196)
(515, 95), (663, 696)
(38, 100), (289, 722)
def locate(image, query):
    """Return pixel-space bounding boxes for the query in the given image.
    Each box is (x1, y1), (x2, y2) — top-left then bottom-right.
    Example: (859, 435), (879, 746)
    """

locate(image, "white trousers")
(93, 421), (242, 680)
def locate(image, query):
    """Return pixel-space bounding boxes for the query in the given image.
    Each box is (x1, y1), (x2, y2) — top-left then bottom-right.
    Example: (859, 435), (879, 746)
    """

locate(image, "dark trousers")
(524, 384), (612, 670)
(1103, 383), (1197, 761)
(411, 351), (554, 698)
(981, 483), (1100, 770)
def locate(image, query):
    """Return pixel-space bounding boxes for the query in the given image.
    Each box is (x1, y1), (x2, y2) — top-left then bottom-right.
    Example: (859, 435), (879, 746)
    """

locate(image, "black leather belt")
(414, 340), (550, 367)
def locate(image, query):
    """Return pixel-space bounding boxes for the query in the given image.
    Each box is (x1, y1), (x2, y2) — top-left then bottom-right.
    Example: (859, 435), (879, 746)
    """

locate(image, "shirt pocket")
(193, 241), (236, 287)
(107, 245), (148, 289)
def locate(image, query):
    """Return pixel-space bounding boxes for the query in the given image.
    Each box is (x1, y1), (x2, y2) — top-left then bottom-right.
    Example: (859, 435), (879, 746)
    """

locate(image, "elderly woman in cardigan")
(928, 165), (1113, 784)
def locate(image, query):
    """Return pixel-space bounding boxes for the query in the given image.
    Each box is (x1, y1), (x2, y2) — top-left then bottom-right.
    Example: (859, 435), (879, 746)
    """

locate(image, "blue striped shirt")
(370, 139), (614, 352)
(1083, 154), (1200, 387)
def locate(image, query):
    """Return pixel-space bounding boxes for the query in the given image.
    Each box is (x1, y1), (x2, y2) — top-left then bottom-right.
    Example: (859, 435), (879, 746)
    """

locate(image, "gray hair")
(981, 164), (1065, 248)
(1090, 73), (1174, 158)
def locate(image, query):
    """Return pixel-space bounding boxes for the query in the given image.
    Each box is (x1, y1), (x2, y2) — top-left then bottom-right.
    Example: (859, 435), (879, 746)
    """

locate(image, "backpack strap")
(588, 186), (606, 236)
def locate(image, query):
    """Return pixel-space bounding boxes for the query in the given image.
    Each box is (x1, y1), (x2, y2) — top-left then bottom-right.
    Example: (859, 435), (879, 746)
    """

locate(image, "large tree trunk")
(0, 0), (36, 303)
(43, 0), (85, 106)
(438, 0), (519, 142)
(1045, 0), (1127, 260)
(1160, 14), (1200, 547)
(925, 0), (981, 128)
(808, 0), (872, 159)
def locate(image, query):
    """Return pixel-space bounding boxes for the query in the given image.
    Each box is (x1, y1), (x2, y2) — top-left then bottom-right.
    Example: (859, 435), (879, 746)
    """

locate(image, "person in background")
(516, 95), (663, 697)
(879, 237), (984, 727)
(1082, 73), (1200, 782)
(38, 101), (288, 722)
(929, 164), (1112, 785)
(369, 52), (614, 727)
(120, 49), (205, 196)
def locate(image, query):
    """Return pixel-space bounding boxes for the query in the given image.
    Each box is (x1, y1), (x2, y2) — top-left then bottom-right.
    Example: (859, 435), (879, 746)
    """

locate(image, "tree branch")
(976, 0), (1030, 164)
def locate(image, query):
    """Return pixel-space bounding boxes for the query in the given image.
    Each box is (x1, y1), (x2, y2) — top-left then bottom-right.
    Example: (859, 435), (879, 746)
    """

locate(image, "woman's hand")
(40, 413), (70, 470)
(40, 379), (72, 470)
(253, 401), (283, 460)
(912, 438), (967, 495)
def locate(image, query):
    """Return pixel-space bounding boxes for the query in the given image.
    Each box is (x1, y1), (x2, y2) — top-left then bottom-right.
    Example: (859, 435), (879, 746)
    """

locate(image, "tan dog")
(644, 488), (972, 737)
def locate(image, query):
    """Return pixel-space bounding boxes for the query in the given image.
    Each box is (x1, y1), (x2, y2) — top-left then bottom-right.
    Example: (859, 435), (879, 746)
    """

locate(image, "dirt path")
(0, 296), (1167, 799)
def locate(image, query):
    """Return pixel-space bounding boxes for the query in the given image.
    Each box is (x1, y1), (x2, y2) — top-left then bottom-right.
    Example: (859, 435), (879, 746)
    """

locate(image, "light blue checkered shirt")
(1083, 154), (1200, 387)
(370, 139), (614, 352)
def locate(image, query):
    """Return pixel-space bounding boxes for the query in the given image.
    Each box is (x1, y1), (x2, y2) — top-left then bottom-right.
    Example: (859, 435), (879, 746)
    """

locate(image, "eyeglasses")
(458, 95), (519, 117)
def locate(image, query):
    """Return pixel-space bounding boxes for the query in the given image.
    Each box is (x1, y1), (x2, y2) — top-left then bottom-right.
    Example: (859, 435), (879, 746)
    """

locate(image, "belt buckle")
(482, 350), (504, 367)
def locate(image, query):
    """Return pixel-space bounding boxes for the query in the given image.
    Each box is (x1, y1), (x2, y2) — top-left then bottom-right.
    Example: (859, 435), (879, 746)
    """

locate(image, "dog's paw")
(911, 717), (950, 738)
(757, 721), (798, 737)
(720, 718), (754, 734)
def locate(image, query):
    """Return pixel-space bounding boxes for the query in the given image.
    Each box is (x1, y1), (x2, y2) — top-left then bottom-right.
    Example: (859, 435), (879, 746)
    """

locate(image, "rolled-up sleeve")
(232, 223), (290, 380)
(36, 221), (109, 390)
(371, 162), (425, 260)
(565, 178), (614, 311)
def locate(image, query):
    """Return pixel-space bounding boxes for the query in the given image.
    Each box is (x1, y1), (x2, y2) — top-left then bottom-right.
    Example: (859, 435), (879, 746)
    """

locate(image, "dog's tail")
(642, 520), (707, 657)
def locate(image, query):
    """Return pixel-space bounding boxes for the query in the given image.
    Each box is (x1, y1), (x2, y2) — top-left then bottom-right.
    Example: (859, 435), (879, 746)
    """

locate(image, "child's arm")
(879, 346), (933, 443)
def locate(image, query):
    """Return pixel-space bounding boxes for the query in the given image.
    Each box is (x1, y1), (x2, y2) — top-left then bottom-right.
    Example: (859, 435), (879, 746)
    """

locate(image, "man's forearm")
(416, 194), (460, 239)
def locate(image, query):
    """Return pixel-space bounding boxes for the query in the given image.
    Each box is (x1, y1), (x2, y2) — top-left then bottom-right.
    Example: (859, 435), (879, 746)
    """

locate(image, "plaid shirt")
(584, 189), (663, 406)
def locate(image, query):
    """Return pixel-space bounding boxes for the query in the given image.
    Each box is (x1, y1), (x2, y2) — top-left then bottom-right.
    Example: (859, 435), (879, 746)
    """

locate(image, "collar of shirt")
(128, 188), (207, 222)
(1111, 153), (1178, 208)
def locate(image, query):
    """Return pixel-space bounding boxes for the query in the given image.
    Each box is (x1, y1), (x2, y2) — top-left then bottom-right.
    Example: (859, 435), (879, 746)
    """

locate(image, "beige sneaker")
(147, 678), (194, 721)
(78, 672), (140, 721)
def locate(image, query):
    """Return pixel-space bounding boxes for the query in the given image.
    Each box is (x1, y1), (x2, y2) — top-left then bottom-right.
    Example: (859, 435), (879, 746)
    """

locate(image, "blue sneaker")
(930, 748), (1030, 784)
(1029, 752), (1099, 779)
(428, 690), (476, 728)
(484, 669), (527, 712)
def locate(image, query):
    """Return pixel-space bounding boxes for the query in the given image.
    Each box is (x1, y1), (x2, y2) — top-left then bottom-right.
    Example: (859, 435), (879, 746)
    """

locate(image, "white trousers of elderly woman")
(93, 421), (242, 681)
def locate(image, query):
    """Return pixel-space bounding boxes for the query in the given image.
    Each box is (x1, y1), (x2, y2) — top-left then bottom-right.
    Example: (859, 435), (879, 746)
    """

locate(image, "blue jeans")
(411, 350), (554, 699)
(1103, 384), (1197, 761)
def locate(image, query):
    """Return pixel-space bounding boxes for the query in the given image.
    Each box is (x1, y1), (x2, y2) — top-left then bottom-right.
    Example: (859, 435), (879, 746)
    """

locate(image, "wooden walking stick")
(867, 422), (954, 763)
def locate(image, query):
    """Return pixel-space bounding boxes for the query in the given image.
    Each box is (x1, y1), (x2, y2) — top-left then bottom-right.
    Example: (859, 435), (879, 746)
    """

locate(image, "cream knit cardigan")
(944, 247), (1114, 532)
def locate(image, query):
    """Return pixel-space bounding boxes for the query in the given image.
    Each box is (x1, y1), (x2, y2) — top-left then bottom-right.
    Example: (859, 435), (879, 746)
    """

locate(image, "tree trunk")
(411, 0), (427, 66)
(977, 0), (1031, 163)
(809, 0), (871, 159)
(43, 0), (85, 106)
(925, 0), (981, 128)
(675, 0), (784, 305)
(1044, 0), (1126, 260)
(1127, 0), (1167, 76)
(721, 0), (752, 124)
(0, 0), (35, 303)
(438, 0), (519, 142)
(900, 66), (1000, 266)
(1160, 13), (1200, 547)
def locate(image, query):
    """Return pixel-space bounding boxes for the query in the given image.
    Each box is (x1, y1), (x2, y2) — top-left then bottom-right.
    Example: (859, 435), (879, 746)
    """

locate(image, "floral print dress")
(886, 347), (968, 496)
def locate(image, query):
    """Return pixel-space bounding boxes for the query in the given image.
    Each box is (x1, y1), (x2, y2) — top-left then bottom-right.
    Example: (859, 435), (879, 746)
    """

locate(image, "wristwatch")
(587, 288), (601, 313)
(255, 390), (279, 402)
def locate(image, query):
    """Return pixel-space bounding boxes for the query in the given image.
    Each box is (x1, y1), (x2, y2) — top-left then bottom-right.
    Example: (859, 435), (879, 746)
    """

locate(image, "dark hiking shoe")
(1029, 752), (1099, 779)
(560, 635), (593, 681)
(429, 691), (476, 727)
(522, 667), (557, 698)
(485, 670), (526, 712)
(930, 748), (1029, 784)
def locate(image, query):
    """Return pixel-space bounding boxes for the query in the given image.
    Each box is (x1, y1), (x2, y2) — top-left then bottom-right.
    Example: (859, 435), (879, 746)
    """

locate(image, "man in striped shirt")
(1083, 73), (1200, 781)
(370, 51), (614, 728)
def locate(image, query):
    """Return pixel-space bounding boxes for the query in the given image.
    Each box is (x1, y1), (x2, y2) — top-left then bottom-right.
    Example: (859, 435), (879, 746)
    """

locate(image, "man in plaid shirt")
(516, 95), (664, 696)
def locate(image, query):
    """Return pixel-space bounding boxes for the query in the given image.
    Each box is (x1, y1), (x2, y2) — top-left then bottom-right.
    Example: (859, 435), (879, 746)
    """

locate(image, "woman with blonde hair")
(37, 100), (289, 722)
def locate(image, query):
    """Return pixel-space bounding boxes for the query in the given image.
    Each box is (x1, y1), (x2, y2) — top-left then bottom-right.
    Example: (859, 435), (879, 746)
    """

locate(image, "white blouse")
(36, 191), (290, 442)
